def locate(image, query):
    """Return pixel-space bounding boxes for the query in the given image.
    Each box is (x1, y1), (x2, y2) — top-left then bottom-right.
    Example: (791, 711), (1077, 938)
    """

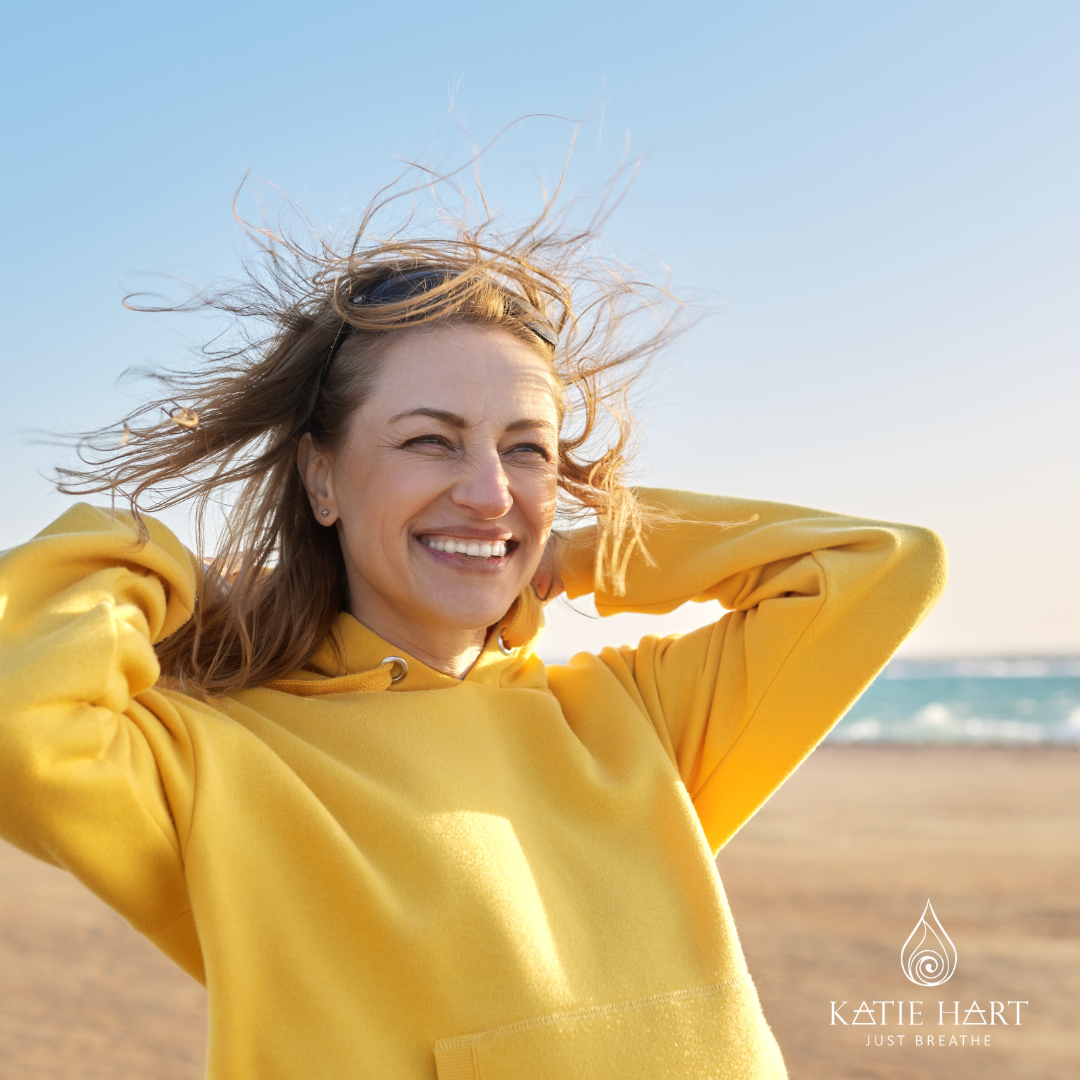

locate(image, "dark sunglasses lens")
(361, 271), (558, 347)
(366, 271), (454, 305)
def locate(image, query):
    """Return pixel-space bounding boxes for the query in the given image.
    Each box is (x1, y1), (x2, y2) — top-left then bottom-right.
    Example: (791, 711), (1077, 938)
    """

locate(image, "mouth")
(416, 534), (517, 562)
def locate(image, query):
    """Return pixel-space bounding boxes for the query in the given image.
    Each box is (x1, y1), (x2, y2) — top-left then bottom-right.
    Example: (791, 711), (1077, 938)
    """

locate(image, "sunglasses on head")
(318, 269), (559, 388)
(361, 270), (558, 347)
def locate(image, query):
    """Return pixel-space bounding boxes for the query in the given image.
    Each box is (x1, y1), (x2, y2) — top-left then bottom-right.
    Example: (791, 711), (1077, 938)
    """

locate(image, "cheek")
(515, 467), (559, 533)
(338, 452), (437, 534)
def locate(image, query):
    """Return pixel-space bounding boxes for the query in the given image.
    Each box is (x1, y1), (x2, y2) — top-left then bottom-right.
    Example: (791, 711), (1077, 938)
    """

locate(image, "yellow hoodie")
(0, 489), (945, 1079)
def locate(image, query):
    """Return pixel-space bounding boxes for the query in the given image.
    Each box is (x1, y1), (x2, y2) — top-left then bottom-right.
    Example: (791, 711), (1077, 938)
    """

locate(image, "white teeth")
(421, 536), (509, 558)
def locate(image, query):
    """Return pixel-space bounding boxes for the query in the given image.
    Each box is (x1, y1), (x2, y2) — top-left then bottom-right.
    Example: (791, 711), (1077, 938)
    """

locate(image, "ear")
(297, 433), (338, 525)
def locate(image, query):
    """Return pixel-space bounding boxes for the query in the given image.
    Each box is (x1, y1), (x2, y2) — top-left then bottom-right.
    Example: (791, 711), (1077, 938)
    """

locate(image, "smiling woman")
(47, 201), (660, 699)
(0, 179), (946, 1080)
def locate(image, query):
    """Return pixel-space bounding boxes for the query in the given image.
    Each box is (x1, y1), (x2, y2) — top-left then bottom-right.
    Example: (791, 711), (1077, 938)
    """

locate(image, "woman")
(0, 202), (945, 1079)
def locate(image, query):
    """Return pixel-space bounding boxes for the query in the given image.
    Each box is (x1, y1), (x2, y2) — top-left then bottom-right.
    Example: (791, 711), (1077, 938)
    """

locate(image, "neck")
(376, 621), (486, 681)
(345, 596), (487, 681)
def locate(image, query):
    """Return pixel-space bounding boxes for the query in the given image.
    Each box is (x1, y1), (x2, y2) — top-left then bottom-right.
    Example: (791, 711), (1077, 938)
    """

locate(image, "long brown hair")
(59, 153), (687, 696)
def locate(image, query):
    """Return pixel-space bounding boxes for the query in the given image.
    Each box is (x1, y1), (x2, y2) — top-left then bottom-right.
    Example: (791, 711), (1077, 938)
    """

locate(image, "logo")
(828, 898), (1029, 1044)
(901, 899), (957, 986)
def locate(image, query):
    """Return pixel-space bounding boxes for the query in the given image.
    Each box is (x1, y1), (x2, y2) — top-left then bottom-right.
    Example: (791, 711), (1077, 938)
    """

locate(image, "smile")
(418, 535), (510, 559)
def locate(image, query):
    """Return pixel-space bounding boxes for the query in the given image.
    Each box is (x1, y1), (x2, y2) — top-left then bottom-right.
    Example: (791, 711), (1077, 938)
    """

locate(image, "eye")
(401, 434), (458, 453)
(505, 442), (552, 461)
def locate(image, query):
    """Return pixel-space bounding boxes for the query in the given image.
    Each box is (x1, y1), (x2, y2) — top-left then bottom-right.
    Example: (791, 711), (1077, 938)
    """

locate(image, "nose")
(451, 444), (513, 519)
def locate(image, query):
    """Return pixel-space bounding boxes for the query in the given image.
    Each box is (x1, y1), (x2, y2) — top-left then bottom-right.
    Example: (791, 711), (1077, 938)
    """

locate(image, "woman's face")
(301, 322), (560, 653)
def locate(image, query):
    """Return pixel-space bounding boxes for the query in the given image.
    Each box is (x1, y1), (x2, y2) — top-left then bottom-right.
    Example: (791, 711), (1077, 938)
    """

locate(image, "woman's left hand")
(531, 531), (565, 602)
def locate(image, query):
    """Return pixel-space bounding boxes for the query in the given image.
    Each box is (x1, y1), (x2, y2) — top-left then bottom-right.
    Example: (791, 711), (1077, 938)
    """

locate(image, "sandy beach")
(0, 745), (1076, 1079)
(719, 746), (1079, 1080)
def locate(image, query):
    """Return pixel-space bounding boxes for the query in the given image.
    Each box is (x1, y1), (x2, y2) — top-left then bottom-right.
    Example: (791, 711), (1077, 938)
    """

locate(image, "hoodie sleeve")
(0, 503), (206, 980)
(558, 488), (947, 852)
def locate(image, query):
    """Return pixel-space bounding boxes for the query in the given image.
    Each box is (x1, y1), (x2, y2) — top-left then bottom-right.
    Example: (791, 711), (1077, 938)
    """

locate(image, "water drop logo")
(901, 900), (957, 986)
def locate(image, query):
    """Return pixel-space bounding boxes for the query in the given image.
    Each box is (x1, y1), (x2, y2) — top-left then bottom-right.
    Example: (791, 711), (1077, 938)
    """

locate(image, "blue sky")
(2, 1), (1077, 656)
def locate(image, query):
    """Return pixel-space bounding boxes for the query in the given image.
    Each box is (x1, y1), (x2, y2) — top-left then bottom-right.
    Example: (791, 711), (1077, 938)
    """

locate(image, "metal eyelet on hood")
(381, 656), (409, 683)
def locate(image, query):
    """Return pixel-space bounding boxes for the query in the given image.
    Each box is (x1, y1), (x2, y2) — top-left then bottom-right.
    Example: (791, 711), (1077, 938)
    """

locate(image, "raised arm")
(0, 504), (205, 979)
(558, 488), (947, 852)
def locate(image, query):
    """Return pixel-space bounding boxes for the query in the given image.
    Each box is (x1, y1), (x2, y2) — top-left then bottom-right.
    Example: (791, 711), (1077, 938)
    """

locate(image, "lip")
(413, 528), (516, 542)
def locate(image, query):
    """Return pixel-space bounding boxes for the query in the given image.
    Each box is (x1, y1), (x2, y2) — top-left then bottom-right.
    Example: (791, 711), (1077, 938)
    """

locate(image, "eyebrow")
(389, 407), (556, 434)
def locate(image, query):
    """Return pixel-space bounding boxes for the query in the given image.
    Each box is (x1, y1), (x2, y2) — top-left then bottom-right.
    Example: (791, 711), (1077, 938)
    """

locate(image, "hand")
(530, 531), (565, 602)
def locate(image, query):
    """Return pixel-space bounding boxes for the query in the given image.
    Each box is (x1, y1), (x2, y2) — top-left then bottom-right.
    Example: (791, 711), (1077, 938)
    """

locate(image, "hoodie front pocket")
(433, 975), (786, 1080)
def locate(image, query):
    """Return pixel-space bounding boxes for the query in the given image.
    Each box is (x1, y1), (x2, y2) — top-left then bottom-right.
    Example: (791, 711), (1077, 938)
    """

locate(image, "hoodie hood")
(264, 585), (549, 696)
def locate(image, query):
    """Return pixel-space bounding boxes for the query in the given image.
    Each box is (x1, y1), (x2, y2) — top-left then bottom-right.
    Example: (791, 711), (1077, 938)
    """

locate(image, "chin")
(421, 589), (523, 633)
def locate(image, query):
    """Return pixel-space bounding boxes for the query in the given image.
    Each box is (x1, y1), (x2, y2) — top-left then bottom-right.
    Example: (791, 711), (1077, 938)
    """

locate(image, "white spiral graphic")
(901, 899), (957, 986)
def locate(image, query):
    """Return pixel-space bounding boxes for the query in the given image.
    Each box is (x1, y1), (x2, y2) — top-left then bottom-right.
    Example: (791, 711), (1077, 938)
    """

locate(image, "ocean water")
(827, 658), (1080, 745)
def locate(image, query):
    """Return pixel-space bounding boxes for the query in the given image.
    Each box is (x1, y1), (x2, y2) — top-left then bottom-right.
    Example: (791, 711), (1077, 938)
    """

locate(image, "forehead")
(369, 323), (561, 423)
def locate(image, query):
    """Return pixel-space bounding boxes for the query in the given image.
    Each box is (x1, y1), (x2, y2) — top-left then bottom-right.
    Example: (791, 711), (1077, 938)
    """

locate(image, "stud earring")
(321, 508), (330, 517)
